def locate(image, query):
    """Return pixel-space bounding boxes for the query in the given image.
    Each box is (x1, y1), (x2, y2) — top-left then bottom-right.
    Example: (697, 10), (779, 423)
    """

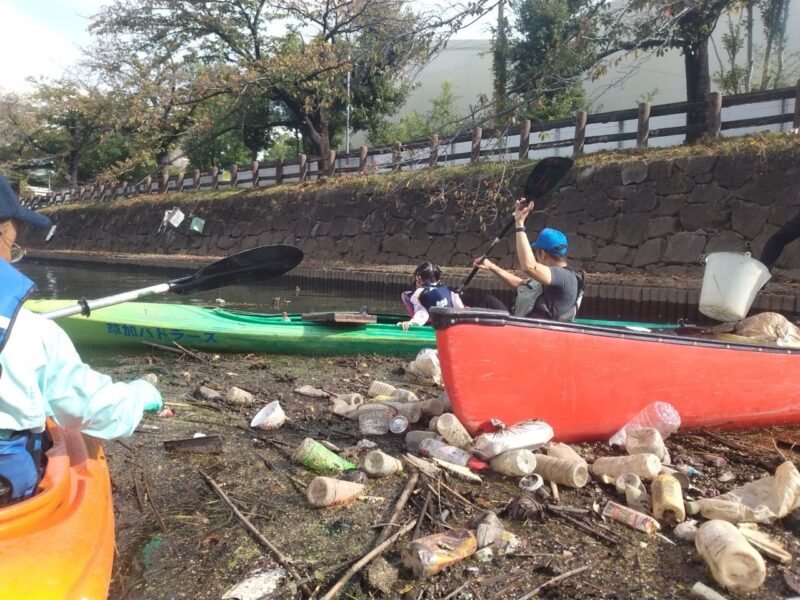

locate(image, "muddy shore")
(102, 347), (800, 600)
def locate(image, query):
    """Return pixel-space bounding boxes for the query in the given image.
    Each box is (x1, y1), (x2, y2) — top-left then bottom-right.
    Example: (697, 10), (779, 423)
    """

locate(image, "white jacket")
(0, 308), (159, 438)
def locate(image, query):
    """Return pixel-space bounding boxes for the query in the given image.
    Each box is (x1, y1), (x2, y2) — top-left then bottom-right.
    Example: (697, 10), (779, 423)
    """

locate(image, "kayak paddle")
(456, 156), (574, 293)
(42, 244), (304, 320)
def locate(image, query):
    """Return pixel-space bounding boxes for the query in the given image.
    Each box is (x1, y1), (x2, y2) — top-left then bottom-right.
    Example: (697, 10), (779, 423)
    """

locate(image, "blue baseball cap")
(0, 175), (53, 230)
(532, 228), (568, 255)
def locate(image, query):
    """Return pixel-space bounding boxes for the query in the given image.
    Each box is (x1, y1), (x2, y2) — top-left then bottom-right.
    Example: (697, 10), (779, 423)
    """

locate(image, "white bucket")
(699, 252), (771, 322)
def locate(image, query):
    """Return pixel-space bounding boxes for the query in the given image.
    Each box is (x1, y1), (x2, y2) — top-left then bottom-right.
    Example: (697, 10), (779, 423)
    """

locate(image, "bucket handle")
(700, 250), (753, 264)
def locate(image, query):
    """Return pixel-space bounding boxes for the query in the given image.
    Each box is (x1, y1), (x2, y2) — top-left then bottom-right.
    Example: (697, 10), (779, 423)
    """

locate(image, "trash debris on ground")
(608, 401), (681, 447)
(294, 385), (329, 397)
(472, 419), (554, 460)
(250, 401), (286, 430)
(294, 438), (356, 472)
(226, 386), (254, 404)
(405, 348), (443, 387)
(401, 529), (477, 578)
(695, 519), (766, 593)
(221, 566), (287, 600)
(306, 476), (365, 508)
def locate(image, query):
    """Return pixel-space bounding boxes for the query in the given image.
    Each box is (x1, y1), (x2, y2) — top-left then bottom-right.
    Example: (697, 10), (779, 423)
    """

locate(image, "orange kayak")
(0, 423), (114, 599)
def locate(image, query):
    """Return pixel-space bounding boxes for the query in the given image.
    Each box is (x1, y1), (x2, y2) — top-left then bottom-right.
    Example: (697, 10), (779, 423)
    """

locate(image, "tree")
(369, 80), (464, 144)
(506, 0), (593, 122)
(89, 0), (490, 164)
(0, 77), (118, 186)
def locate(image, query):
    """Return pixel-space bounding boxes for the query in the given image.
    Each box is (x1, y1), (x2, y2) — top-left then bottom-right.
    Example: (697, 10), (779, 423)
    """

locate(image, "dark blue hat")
(532, 228), (568, 255)
(0, 176), (53, 230)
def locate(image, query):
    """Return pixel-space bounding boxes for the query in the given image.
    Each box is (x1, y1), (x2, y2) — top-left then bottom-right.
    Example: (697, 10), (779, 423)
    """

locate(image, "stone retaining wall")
(24, 146), (800, 278)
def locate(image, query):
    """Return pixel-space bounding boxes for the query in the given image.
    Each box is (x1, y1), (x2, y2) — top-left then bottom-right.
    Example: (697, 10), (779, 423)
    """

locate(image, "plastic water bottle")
(489, 449), (537, 477)
(532, 455), (590, 488)
(472, 420), (554, 460)
(419, 437), (471, 467)
(624, 428), (668, 462)
(591, 454), (662, 480)
(651, 473), (685, 527)
(435, 413), (473, 449)
(608, 402), (681, 447)
(695, 520), (766, 593)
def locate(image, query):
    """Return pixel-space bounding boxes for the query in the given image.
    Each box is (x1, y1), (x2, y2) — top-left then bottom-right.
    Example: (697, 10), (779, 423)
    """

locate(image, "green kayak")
(25, 299), (678, 356)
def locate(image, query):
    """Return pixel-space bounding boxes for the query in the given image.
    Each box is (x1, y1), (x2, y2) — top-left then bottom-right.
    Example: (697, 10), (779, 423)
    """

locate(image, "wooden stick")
(547, 508), (619, 546)
(376, 473), (419, 545)
(142, 341), (183, 355)
(172, 341), (210, 363)
(442, 581), (470, 600)
(142, 475), (177, 554)
(413, 489), (432, 540)
(319, 519), (417, 600)
(198, 469), (311, 596)
(515, 565), (589, 600)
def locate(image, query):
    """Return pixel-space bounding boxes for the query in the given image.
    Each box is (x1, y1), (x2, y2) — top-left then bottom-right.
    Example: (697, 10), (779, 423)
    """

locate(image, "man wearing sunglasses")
(0, 175), (162, 505)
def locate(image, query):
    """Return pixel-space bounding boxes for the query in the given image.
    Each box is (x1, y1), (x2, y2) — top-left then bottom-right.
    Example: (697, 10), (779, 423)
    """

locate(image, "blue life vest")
(418, 283), (455, 310)
(0, 261), (45, 504)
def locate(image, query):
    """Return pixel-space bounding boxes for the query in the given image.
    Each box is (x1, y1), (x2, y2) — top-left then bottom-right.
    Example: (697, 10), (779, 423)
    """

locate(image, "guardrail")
(28, 81), (799, 209)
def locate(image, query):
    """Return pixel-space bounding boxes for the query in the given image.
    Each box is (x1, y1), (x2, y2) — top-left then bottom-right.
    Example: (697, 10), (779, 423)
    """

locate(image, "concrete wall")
(25, 146), (800, 278)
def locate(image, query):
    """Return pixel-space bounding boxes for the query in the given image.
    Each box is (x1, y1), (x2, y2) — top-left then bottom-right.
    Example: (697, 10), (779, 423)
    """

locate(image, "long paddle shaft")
(42, 244), (304, 320)
(457, 156), (574, 293)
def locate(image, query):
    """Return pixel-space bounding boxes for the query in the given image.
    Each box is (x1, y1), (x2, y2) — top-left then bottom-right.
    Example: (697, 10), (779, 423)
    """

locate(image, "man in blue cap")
(0, 175), (162, 504)
(471, 199), (583, 321)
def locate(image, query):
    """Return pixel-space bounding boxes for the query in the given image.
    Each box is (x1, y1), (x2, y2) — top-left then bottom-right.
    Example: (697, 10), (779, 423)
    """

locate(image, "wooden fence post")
(211, 166), (219, 189)
(327, 150), (336, 177)
(274, 159), (283, 185)
(429, 134), (440, 167)
(161, 171), (169, 194)
(230, 164), (238, 188)
(193, 169), (201, 191)
(574, 111), (587, 155)
(299, 154), (308, 182)
(251, 160), (260, 187)
(392, 141), (402, 171)
(793, 79), (800, 131)
(707, 92), (722, 138)
(176, 173), (185, 193)
(519, 120), (531, 160)
(144, 176), (152, 195)
(471, 127), (482, 162)
(359, 146), (368, 173)
(637, 102), (651, 149)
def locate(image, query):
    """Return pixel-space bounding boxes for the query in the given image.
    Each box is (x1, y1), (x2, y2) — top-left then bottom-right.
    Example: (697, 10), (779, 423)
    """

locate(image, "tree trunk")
(684, 39), (711, 144)
(68, 151), (79, 187)
(744, 0), (754, 91)
(492, 0), (508, 127)
(774, 0), (790, 86)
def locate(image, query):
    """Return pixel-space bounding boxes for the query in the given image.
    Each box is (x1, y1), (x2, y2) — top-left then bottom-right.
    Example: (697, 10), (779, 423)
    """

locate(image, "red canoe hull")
(432, 309), (800, 442)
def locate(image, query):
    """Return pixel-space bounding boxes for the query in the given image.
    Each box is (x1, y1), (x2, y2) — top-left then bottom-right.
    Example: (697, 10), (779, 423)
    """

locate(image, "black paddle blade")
(523, 156), (574, 208)
(169, 245), (304, 294)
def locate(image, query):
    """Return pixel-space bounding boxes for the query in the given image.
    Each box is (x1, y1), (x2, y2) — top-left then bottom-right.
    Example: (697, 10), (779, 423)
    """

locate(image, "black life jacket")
(418, 283), (455, 310)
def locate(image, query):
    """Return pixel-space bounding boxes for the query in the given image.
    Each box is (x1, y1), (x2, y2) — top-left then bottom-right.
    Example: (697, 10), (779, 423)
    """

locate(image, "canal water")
(19, 258), (402, 315)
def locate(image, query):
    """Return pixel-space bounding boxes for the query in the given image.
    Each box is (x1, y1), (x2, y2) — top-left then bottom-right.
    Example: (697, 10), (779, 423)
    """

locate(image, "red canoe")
(431, 308), (800, 442)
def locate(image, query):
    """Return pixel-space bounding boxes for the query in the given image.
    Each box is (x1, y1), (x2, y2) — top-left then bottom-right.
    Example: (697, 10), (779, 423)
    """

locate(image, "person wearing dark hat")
(469, 199), (583, 321)
(0, 175), (162, 505)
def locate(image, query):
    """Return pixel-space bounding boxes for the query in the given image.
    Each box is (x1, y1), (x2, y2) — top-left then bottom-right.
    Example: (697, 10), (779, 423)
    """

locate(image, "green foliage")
(263, 131), (301, 161)
(368, 80), (464, 144)
(507, 0), (591, 122)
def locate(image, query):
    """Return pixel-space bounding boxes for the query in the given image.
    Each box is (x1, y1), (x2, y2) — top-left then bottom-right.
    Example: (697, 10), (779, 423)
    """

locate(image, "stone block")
(731, 201), (769, 239)
(425, 237), (456, 265)
(310, 220), (332, 237)
(679, 204), (730, 231)
(381, 232), (411, 254)
(715, 152), (759, 189)
(633, 238), (665, 267)
(362, 210), (387, 233)
(552, 186), (586, 215)
(622, 183), (658, 213)
(587, 196), (619, 219)
(425, 213), (456, 235)
(689, 183), (731, 205)
(705, 230), (747, 253)
(342, 217), (362, 236)
(621, 161), (648, 185)
(545, 214), (579, 235)
(654, 194), (687, 217)
(655, 174), (694, 195)
(648, 216), (678, 238)
(648, 160), (671, 181)
(675, 155), (717, 176)
(578, 217), (616, 242)
(664, 232), (707, 263)
(567, 235), (595, 260)
(616, 213), (649, 246)
(455, 232), (484, 254)
(596, 244), (634, 265)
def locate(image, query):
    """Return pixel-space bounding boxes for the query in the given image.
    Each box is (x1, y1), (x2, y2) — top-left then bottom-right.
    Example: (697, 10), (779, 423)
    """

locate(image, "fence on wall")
(28, 82), (800, 209)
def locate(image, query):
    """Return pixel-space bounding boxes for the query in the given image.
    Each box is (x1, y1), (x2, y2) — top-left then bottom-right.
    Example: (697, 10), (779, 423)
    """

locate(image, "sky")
(0, 0), (496, 93)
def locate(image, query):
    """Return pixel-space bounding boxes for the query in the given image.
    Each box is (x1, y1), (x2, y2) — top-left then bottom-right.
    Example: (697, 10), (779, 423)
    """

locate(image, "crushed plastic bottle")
(608, 402), (681, 447)
(472, 420), (554, 461)
(402, 529), (477, 578)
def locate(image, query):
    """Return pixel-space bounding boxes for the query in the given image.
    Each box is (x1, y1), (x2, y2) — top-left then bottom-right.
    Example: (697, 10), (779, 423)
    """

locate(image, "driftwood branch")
(143, 475), (177, 554)
(515, 565), (589, 600)
(319, 519), (417, 600)
(198, 469), (311, 596)
(376, 472), (419, 545)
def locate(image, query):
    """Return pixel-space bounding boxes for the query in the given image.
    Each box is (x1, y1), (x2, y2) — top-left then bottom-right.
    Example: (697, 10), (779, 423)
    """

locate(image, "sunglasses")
(0, 232), (25, 263)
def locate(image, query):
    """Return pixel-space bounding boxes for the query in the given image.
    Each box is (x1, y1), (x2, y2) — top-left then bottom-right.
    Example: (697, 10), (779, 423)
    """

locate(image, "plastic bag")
(472, 420), (554, 461)
(406, 348), (442, 386)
